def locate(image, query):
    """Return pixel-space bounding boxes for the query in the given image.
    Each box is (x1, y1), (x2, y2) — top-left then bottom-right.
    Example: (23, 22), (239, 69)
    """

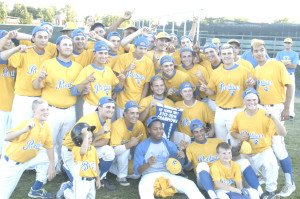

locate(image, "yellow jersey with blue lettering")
(177, 64), (210, 99)
(0, 62), (16, 111)
(207, 64), (250, 108)
(113, 53), (155, 109)
(73, 64), (119, 106)
(5, 118), (53, 163)
(139, 96), (174, 127)
(175, 100), (214, 137)
(145, 50), (168, 74)
(186, 138), (223, 173)
(70, 49), (94, 68)
(254, 60), (291, 105)
(73, 145), (99, 178)
(8, 48), (52, 96)
(230, 109), (276, 154)
(158, 70), (195, 102)
(63, 112), (112, 150)
(20, 40), (57, 58)
(210, 160), (242, 189)
(33, 58), (82, 108)
(110, 117), (147, 147)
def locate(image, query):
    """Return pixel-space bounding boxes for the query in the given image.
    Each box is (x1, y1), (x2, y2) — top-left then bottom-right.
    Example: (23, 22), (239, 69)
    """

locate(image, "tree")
(61, 4), (76, 23)
(9, 4), (33, 24)
(41, 8), (55, 23)
(0, 1), (7, 24)
(274, 18), (291, 24)
(201, 17), (226, 25)
(101, 15), (120, 27)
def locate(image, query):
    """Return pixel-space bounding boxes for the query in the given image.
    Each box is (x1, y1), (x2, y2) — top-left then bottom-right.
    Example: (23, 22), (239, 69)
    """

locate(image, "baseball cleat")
(28, 187), (54, 198)
(101, 178), (116, 191)
(56, 181), (71, 199)
(278, 183), (296, 197)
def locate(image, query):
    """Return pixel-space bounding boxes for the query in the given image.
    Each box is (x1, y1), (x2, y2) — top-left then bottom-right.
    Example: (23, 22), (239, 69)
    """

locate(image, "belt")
(4, 155), (22, 165)
(49, 104), (69, 110)
(289, 73), (293, 75)
(219, 107), (237, 110)
(68, 149), (72, 152)
(81, 177), (96, 181)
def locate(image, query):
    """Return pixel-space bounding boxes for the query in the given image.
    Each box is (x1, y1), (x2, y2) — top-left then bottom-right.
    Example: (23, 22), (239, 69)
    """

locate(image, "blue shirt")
(276, 50), (299, 73)
(241, 50), (270, 68)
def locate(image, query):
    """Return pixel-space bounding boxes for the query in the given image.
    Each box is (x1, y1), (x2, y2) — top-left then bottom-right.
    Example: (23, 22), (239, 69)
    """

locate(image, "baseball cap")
(32, 26), (49, 36)
(124, 25), (138, 32)
(156, 32), (171, 41)
(0, 30), (8, 39)
(180, 82), (194, 91)
(124, 101), (141, 111)
(169, 33), (178, 40)
(41, 22), (54, 28)
(240, 141), (252, 154)
(98, 96), (115, 106)
(56, 35), (72, 45)
(150, 75), (164, 84)
(72, 29), (86, 38)
(212, 38), (220, 44)
(203, 43), (217, 52)
(94, 41), (110, 51)
(166, 158), (182, 174)
(147, 116), (161, 127)
(180, 35), (192, 43)
(60, 22), (78, 32)
(134, 36), (149, 47)
(227, 39), (240, 47)
(107, 31), (121, 40)
(180, 47), (193, 55)
(242, 88), (260, 103)
(190, 119), (205, 131)
(160, 55), (175, 66)
(146, 32), (156, 40)
(91, 22), (105, 31)
(284, 38), (293, 43)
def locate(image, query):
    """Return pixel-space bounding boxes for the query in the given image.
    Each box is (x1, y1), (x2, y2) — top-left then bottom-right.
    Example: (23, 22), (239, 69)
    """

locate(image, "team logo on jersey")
(181, 118), (191, 128)
(126, 71), (145, 84)
(27, 65), (37, 75)
(2, 67), (16, 78)
(221, 178), (235, 186)
(55, 79), (73, 89)
(282, 56), (291, 61)
(256, 79), (273, 92)
(219, 82), (240, 95)
(197, 154), (219, 163)
(93, 83), (112, 95)
(22, 139), (43, 150)
(81, 161), (97, 172)
(241, 130), (264, 145)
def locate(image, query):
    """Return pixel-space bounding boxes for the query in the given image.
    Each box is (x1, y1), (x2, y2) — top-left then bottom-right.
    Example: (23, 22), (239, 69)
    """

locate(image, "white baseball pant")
(109, 148), (130, 178)
(0, 110), (12, 155)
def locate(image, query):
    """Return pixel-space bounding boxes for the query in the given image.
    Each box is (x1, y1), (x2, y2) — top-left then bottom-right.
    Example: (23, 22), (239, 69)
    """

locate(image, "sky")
(4, 0), (300, 24)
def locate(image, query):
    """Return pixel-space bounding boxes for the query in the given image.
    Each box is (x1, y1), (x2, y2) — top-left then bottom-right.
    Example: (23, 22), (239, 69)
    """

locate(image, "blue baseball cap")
(190, 119), (205, 131)
(203, 43), (217, 52)
(160, 55), (175, 66)
(124, 101), (141, 111)
(242, 88), (260, 103)
(150, 75), (164, 84)
(180, 47), (193, 55)
(91, 22), (105, 31)
(180, 82), (194, 91)
(134, 36), (149, 47)
(0, 30), (8, 39)
(94, 41), (110, 52)
(169, 33), (178, 40)
(180, 35), (192, 43)
(72, 29), (86, 38)
(146, 32), (156, 40)
(41, 22), (53, 28)
(147, 116), (162, 127)
(56, 35), (72, 45)
(107, 31), (121, 40)
(98, 96), (115, 106)
(32, 26), (48, 36)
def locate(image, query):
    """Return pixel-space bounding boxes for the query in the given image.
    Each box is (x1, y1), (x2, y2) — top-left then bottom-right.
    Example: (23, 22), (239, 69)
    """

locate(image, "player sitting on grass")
(57, 123), (101, 199)
(0, 99), (57, 199)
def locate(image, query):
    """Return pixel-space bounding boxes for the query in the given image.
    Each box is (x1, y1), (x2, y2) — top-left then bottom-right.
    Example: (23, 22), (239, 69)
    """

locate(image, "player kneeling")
(133, 116), (205, 199)
(0, 99), (57, 199)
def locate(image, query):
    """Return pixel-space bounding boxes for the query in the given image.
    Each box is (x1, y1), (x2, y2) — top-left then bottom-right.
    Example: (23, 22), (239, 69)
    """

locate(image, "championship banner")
(156, 103), (183, 140)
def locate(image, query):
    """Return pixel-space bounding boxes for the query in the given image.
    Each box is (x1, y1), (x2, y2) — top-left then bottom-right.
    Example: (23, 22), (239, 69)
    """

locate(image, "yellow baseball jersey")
(207, 64), (250, 108)
(210, 160), (242, 189)
(145, 50), (168, 74)
(171, 49), (181, 65)
(5, 118), (53, 163)
(186, 138), (223, 173)
(158, 70), (195, 102)
(118, 44), (135, 54)
(87, 41), (95, 50)
(113, 53), (155, 109)
(254, 60), (291, 105)
(73, 145), (99, 178)
(20, 40), (57, 58)
(110, 117), (147, 147)
(33, 58), (82, 108)
(73, 64), (119, 106)
(8, 48), (52, 96)
(63, 112), (112, 150)
(0, 62), (16, 111)
(175, 100), (214, 137)
(177, 64), (210, 99)
(236, 57), (254, 73)
(230, 109), (277, 154)
(70, 49), (94, 68)
(107, 54), (120, 69)
(139, 95), (174, 127)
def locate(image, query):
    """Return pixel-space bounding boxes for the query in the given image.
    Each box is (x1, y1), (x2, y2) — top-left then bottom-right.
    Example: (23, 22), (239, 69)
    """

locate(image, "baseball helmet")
(71, 123), (96, 146)
(240, 141), (252, 155)
(166, 158), (182, 174)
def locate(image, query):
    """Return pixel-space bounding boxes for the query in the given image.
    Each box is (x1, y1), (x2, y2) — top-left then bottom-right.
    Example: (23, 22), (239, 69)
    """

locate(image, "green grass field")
(11, 104), (300, 199)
